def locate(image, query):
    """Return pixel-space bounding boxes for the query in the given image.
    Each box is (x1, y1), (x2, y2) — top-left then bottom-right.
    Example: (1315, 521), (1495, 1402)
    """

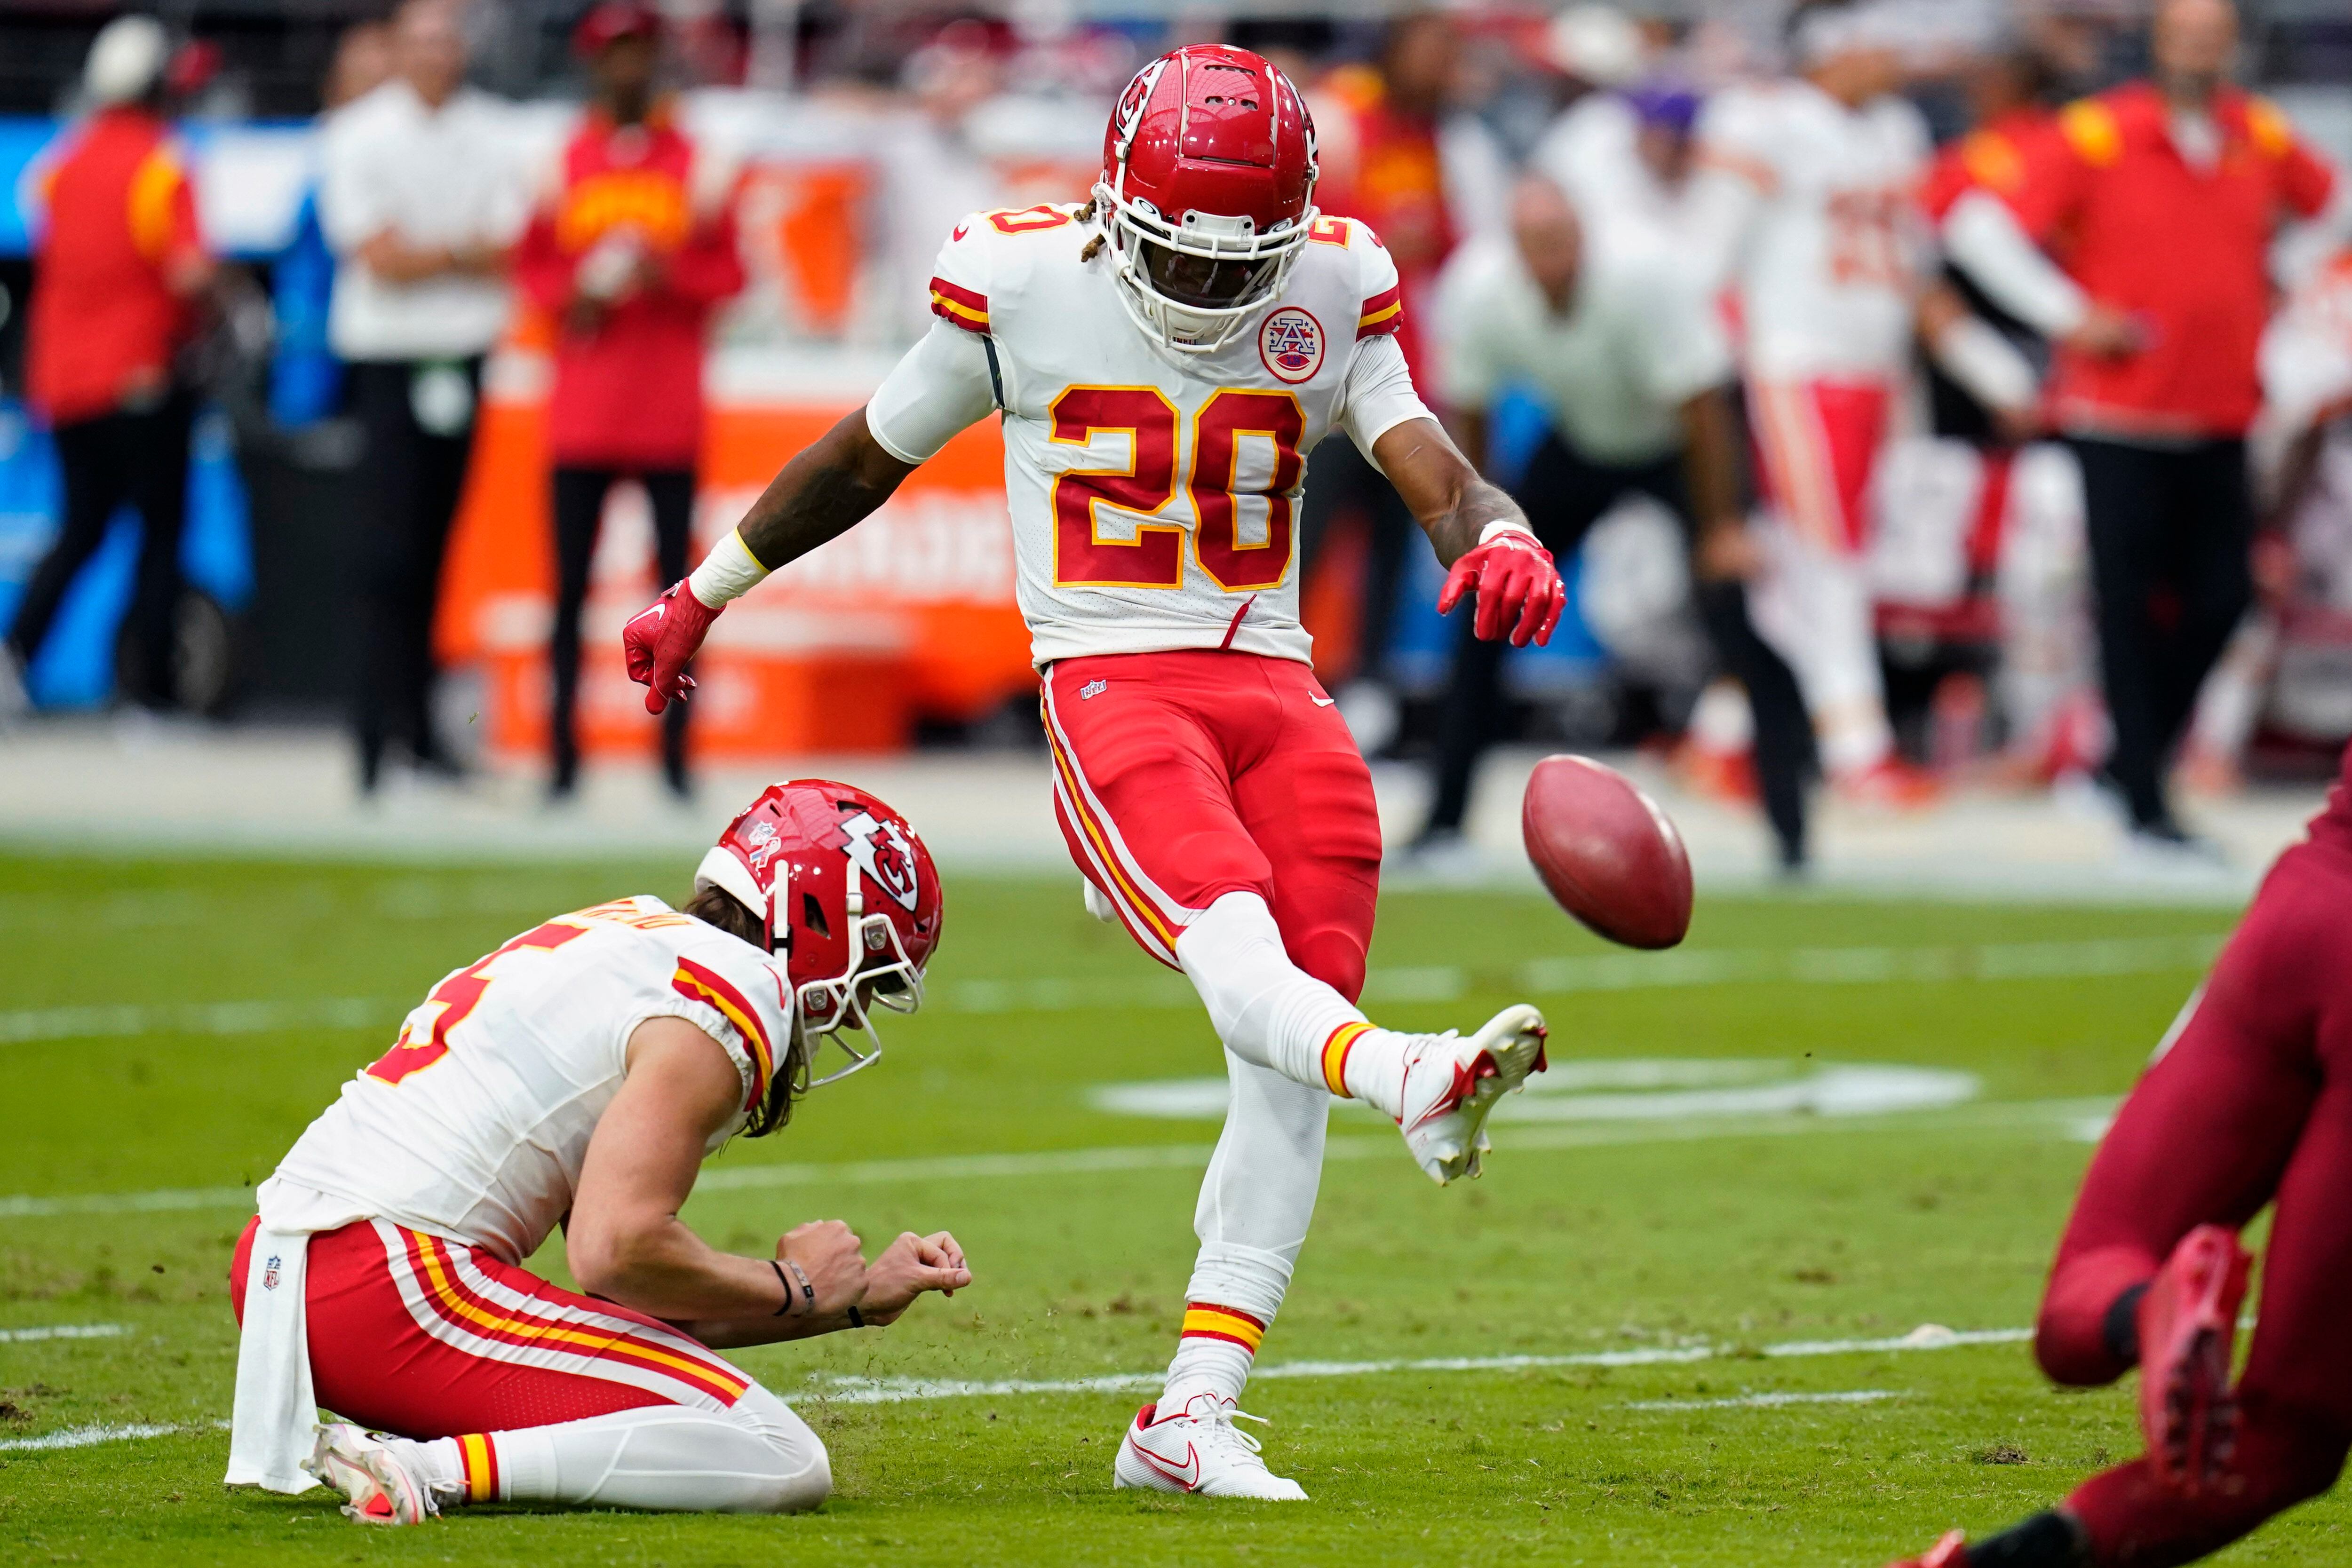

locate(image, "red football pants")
(1748, 378), (1892, 554)
(1040, 649), (1382, 1000)
(2034, 837), (2352, 1565)
(232, 1216), (754, 1438)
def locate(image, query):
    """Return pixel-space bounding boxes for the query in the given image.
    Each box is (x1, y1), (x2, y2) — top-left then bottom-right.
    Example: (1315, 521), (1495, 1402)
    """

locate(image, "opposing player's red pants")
(2034, 835), (2352, 1566)
(232, 1216), (753, 1437)
(1040, 649), (1382, 1000)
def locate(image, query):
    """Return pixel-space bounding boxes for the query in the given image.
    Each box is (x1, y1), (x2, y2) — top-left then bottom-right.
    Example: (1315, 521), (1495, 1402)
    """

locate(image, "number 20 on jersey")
(1050, 386), (1305, 592)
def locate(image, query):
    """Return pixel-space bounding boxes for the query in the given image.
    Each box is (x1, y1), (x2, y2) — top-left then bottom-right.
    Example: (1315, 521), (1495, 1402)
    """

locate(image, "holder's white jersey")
(1690, 80), (1931, 381)
(865, 203), (1434, 667)
(262, 896), (794, 1263)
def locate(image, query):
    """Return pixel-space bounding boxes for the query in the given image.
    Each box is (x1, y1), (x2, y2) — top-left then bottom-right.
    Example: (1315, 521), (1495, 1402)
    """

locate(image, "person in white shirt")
(1684, 0), (1946, 806)
(317, 0), (526, 793)
(1416, 174), (1814, 869)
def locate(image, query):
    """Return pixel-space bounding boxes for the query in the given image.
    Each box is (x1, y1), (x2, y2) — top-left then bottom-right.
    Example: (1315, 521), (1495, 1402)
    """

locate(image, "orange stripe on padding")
(409, 1232), (747, 1403)
(1182, 1303), (1267, 1352)
(1321, 1021), (1372, 1097)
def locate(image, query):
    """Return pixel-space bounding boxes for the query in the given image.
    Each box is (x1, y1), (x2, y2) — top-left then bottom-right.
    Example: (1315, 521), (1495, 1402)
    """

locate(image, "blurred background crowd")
(3, 0), (2351, 875)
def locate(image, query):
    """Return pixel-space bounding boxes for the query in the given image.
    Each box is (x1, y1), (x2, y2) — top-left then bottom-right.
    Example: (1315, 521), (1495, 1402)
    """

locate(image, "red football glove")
(622, 581), (722, 714)
(1436, 529), (1565, 648)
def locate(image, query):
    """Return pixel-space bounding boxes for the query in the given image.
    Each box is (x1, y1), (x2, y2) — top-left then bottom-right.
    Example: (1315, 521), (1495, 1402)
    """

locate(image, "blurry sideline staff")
(1943, 0), (2340, 847)
(4, 17), (215, 719)
(515, 3), (746, 803)
(1532, 6), (1691, 237)
(1685, 0), (2037, 808)
(1418, 176), (1814, 870)
(318, 0), (526, 794)
(1298, 11), (1462, 723)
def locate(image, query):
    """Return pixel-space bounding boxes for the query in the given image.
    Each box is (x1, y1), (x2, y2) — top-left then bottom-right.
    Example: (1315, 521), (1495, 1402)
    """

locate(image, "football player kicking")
(623, 45), (1561, 1500)
(1886, 741), (2352, 1568)
(224, 782), (964, 1523)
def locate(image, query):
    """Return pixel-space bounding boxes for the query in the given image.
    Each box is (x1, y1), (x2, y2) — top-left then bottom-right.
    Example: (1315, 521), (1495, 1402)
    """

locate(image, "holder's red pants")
(2034, 834), (2352, 1565)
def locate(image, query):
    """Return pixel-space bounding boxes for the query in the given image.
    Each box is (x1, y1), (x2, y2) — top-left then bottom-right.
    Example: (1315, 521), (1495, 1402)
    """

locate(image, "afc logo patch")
(1258, 307), (1324, 384)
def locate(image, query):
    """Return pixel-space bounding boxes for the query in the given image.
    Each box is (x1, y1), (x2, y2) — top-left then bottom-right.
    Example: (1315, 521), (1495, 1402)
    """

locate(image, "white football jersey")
(262, 896), (795, 1264)
(865, 203), (1434, 667)
(1690, 80), (1931, 381)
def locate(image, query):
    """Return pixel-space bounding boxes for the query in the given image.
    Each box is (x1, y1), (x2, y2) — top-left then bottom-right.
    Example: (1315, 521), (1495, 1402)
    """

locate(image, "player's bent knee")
(1289, 928), (1367, 1005)
(731, 1386), (832, 1513)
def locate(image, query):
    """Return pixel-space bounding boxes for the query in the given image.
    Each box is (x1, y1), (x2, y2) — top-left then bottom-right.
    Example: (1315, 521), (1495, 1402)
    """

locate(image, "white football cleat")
(1113, 1395), (1309, 1500)
(303, 1422), (436, 1526)
(1398, 1003), (1549, 1185)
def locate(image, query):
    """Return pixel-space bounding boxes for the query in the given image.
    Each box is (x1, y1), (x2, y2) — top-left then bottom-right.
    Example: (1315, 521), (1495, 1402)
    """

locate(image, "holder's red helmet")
(696, 780), (943, 1088)
(1095, 44), (1319, 354)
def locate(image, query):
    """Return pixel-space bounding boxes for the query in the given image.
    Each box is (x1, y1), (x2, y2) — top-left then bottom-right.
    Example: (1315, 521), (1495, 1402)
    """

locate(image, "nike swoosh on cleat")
(1137, 1442), (1201, 1491)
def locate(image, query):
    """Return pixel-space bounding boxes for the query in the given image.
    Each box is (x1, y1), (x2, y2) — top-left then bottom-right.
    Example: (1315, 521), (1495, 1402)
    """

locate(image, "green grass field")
(1, 852), (2340, 1566)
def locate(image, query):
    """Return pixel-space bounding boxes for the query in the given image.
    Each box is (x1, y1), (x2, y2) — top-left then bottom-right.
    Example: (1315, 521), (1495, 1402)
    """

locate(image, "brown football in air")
(1521, 754), (1693, 950)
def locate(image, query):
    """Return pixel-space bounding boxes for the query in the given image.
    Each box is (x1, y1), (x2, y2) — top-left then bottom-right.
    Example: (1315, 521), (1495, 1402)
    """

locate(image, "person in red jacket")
(1947, 0), (2337, 849)
(514, 2), (745, 800)
(4, 16), (215, 718)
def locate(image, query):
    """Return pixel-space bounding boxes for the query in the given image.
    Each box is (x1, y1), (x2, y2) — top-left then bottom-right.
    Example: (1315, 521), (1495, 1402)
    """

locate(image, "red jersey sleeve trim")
(929, 276), (991, 334)
(670, 958), (776, 1112)
(1356, 283), (1403, 339)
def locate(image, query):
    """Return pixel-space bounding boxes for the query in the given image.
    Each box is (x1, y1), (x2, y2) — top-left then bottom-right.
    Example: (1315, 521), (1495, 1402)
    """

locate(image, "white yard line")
(0, 1322), (126, 1343)
(0, 1329), (2018, 1451)
(1623, 1389), (1902, 1411)
(0, 934), (2224, 1049)
(0, 1420), (228, 1453)
(804, 1326), (2027, 1406)
(0, 1097), (2116, 1221)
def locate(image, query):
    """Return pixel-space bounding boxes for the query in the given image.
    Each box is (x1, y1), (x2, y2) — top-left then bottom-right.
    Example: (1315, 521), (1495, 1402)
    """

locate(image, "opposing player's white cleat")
(303, 1422), (436, 1526)
(1397, 1004), (1549, 1185)
(1113, 1394), (1309, 1500)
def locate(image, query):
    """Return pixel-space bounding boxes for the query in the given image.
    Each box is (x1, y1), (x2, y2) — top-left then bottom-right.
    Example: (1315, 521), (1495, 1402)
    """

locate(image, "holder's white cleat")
(1112, 1394), (1308, 1500)
(303, 1422), (436, 1525)
(1398, 1004), (1549, 1185)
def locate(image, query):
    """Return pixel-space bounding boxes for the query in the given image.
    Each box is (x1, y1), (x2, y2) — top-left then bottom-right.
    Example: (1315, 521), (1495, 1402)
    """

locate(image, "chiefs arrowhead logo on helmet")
(840, 809), (920, 914)
(696, 780), (943, 1090)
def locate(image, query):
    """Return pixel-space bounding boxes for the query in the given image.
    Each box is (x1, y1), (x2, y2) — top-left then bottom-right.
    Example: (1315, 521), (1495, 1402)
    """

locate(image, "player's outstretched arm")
(568, 1016), (872, 1339)
(1373, 416), (1565, 649)
(621, 411), (918, 712)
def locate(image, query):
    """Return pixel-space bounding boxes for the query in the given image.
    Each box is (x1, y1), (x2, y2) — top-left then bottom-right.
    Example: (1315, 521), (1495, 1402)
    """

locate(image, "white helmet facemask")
(1093, 174), (1315, 356)
(787, 885), (926, 1091)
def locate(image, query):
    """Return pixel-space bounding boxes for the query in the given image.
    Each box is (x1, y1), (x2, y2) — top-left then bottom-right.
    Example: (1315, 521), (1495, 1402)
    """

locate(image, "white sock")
(387, 1434), (465, 1509)
(1175, 891), (1415, 1117)
(1162, 1053), (1325, 1410)
(456, 1387), (829, 1513)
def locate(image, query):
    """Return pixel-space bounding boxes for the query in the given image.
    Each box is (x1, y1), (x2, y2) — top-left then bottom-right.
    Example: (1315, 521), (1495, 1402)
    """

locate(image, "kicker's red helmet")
(696, 780), (943, 1087)
(1095, 44), (1319, 354)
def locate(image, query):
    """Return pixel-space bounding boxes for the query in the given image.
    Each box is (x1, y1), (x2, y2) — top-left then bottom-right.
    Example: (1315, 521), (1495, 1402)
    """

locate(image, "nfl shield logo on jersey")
(1258, 307), (1324, 384)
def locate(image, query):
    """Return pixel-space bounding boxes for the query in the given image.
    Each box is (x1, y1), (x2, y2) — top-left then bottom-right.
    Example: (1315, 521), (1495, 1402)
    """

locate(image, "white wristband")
(1478, 521), (1539, 547)
(685, 528), (770, 609)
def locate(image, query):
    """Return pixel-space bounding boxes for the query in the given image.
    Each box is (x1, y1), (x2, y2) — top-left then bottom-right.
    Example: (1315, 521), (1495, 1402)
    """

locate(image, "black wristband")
(847, 1304), (865, 1329)
(770, 1258), (794, 1316)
